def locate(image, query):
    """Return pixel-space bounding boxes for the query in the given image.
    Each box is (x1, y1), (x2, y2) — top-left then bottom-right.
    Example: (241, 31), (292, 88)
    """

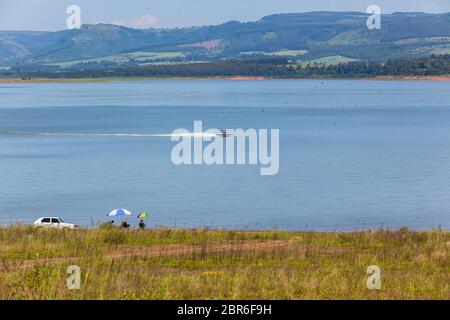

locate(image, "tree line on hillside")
(2, 54), (449, 79)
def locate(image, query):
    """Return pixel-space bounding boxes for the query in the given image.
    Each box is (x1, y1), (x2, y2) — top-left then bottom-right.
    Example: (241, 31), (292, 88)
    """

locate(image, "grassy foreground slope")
(0, 226), (448, 300)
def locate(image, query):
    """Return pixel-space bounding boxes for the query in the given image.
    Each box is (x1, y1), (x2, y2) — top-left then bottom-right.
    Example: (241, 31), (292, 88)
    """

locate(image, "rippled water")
(0, 80), (449, 230)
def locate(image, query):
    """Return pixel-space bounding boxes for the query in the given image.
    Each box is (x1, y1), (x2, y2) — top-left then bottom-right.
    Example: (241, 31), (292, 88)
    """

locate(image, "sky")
(0, 0), (449, 31)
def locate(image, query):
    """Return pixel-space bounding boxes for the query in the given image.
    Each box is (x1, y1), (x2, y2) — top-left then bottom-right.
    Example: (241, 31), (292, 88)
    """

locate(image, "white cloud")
(114, 13), (157, 29)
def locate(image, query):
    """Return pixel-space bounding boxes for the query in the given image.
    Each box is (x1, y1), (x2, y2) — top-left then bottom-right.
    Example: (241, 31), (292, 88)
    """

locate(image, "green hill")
(1, 11), (450, 70)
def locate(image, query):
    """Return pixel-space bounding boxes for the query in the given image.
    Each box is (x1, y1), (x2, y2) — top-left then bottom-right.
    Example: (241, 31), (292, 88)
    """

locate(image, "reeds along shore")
(0, 225), (448, 299)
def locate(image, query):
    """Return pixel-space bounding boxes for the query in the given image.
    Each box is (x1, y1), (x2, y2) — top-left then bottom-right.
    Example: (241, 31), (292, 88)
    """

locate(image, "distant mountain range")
(1, 11), (450, 71)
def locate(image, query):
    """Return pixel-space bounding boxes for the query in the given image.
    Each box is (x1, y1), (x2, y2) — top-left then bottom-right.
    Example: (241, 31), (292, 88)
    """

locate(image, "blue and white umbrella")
(107, 208), (133, 217)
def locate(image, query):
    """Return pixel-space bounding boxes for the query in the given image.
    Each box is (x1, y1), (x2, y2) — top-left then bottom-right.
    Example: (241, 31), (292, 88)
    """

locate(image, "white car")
(33, 217), (76, 230)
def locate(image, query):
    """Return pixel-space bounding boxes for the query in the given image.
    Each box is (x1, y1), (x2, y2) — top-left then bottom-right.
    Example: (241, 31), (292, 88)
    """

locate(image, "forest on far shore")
(3, 54), (450, 79)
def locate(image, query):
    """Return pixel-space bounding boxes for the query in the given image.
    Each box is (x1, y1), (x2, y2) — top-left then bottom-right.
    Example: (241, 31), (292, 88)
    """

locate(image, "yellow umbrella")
(137, 212), (152, 219)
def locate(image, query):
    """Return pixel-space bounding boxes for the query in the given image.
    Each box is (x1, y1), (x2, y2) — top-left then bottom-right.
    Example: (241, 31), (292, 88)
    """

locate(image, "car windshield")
(59, 218), (64, 223)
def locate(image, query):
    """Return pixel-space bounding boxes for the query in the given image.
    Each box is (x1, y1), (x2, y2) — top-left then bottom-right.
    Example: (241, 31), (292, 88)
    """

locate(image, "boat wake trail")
(0, 132), (217, 138)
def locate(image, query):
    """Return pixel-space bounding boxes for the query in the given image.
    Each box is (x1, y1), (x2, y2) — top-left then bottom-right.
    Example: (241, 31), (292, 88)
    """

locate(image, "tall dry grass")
(0, 224), (448, 299)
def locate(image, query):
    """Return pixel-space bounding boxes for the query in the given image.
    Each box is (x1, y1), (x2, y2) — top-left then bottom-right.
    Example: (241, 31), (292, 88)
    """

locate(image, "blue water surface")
(0, 80), (449, 230)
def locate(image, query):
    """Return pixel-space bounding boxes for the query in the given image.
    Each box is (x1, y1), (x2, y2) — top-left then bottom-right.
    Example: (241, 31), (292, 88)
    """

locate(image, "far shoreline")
(0, 75), (449, 84)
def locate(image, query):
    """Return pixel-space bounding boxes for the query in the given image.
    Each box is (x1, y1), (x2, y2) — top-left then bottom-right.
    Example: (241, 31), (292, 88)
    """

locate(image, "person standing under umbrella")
(137, 212), (152, 229)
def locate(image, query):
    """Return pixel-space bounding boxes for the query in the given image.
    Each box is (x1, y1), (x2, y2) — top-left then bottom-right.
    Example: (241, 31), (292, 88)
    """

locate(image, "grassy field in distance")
(297, 55), (359, 66)
(44, 51), (186, 68)
(0, 225), (448, 300)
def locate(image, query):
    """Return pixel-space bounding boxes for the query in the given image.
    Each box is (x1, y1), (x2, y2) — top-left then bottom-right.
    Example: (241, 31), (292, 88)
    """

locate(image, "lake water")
(0, 80), (450, 230)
